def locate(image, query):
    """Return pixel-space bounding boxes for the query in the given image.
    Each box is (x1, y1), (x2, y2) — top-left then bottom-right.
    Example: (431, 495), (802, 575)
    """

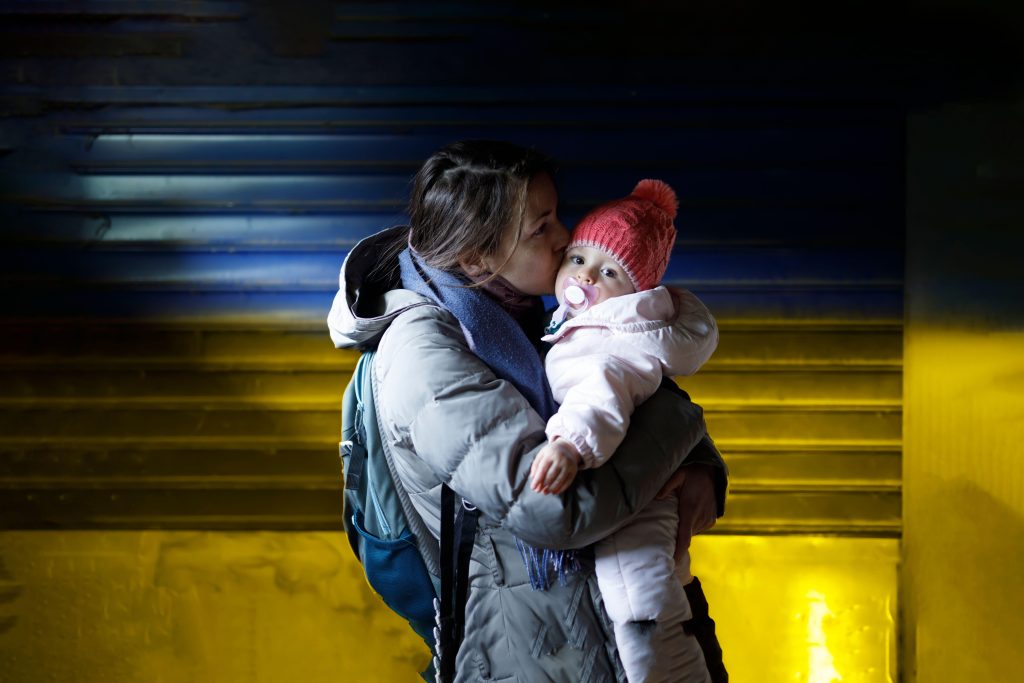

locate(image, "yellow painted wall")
(903, 100), (1024, 681)
(0, 532), (898, 683)
(903, 331), (1024, 682)
(0, 532), (431, 683)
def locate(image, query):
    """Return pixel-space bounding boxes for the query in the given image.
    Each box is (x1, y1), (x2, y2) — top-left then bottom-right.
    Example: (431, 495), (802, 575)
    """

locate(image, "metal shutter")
(0, 1), (902, 538)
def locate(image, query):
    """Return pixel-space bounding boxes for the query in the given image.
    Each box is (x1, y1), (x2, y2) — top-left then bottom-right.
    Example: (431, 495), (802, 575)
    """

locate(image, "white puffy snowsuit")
(542, 285), (719, 683)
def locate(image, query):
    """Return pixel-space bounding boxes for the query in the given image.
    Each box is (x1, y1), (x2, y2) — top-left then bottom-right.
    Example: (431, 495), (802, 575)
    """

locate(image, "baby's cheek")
(552, 267), (569, 300)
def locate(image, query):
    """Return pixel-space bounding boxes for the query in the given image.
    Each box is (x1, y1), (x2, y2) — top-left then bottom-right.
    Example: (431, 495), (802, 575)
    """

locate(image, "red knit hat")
(569, 179), (679, 291)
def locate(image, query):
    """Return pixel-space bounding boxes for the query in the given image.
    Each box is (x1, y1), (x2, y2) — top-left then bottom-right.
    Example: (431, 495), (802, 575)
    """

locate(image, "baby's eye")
(570, 255), (584, 265)
(601, 268), (617, 278)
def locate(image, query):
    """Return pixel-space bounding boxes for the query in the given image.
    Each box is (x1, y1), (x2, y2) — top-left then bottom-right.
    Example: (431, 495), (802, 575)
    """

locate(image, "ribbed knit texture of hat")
(569, 179), (679, 292)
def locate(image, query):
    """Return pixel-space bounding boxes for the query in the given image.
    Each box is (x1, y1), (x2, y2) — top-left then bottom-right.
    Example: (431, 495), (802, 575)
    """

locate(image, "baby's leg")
(647, 620), (712, 683)
(597, 497), (709, 682)
(596, 497), (691, 625)
(612, 619), (711, 683)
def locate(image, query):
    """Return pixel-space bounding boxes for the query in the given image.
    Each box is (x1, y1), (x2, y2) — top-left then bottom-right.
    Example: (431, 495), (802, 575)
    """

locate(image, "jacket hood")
(326, 226), (433, 349)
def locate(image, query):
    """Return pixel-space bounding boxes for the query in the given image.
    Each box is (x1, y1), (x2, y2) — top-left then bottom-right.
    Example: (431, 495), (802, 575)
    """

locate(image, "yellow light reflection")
(691, 535), (897, 682)
(807, 590), (841, 683)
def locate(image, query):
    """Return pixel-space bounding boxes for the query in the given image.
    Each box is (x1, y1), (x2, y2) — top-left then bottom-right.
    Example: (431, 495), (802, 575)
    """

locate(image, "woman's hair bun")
(631, 179), (678, 219)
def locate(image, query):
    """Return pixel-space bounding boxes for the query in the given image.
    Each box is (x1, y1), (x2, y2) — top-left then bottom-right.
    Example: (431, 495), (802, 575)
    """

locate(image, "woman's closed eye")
(531, 222), (547, 238)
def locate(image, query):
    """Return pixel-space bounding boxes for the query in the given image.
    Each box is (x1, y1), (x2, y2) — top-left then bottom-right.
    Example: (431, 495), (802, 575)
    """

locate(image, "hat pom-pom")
(632, 179), (678, 219)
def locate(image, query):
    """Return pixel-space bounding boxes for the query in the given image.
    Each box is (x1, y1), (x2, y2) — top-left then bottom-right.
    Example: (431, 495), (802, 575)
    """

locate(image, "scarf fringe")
(515, 537), (582, 591)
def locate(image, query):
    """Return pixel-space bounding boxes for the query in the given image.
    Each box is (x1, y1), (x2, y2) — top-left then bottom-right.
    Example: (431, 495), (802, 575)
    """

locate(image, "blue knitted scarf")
(398, 246), (579, 590)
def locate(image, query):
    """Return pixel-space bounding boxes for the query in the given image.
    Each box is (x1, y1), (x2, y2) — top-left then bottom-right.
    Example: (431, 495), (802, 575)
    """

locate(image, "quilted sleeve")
(375, 307), (708, 550)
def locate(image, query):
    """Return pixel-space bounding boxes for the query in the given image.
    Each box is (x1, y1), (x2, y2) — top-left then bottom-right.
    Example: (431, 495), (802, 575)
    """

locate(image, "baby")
(529, 179), (719, 682)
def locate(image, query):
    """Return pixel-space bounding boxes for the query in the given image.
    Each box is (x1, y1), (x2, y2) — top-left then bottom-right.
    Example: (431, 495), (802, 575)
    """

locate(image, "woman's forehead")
(526, 173), (558, 215)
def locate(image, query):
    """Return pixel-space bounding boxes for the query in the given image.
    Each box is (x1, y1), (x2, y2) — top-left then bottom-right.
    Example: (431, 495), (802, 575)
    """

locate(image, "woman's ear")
(458, 256), (488, 278)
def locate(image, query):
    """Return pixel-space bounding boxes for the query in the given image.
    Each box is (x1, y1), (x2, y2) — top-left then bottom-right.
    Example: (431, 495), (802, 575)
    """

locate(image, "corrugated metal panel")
(0, 1), (903, 535)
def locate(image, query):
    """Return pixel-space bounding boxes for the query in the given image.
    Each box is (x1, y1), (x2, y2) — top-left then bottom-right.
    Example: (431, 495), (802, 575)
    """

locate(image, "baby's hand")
(529, 439), (581, 495)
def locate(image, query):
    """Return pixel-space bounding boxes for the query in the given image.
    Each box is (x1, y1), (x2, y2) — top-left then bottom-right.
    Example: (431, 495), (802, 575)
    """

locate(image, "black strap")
(343, 440), (366, 492)
(683, 576), (729, 683)
(437, 484), (479, 683)
(453, 497), (478, 650)
(344, 402), (368, 493)
(438, 485), (455, 680)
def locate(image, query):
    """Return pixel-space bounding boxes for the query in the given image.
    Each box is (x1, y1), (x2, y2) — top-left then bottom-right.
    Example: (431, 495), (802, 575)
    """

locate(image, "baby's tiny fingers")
(534, 462), (552, 489)
(549, 462), (569, 486)
(549, 474), (570, 495)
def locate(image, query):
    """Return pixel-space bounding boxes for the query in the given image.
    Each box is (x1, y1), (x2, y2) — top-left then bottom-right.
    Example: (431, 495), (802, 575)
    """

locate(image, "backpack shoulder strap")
(365, 349), (479, 682)
(365, 350), (442, 579)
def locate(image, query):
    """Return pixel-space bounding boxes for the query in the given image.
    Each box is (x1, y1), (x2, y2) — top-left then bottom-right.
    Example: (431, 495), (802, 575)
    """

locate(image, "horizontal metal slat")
(0, 369), (350, 401)
(54, 128), (901, 166)
(0, 404), (900, 443)
(0, 445), (900, 492)
(51, 104), (903, 133)
(1, 84), (906, 107)
(0, 287), (904, 322)
(0, 445), (340, 476)
(333, 3), (618, 23)
(0, 321), (901, 365)
(724, 450), (901, 491)
(0, 434), (902, 451)
(679, 370), (901, 404)
(0, 167), (902, 209)
(0, 488), (345, 530)
(0, 324), (350, 362)
(0, 205), (905, 248)
(0, 33), (182, 57)
(0, 1), (245, 19)
(0, 368), (899, 405)
(714, 490), (901, 536)
(0, 247), (903, 288)
(0, 486), (900, 534)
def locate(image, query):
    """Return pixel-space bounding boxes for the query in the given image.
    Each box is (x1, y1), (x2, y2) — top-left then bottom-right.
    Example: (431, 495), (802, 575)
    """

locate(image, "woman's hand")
(655, 464), (718, 562)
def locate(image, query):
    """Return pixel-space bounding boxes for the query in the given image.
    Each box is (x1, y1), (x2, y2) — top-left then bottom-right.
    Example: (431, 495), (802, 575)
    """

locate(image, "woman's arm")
(376, 307), (710, 550)
(511, 385), (708, 548)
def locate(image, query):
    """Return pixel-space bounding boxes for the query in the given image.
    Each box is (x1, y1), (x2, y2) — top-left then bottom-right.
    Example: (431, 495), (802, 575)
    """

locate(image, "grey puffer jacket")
(328, 228), (725, 683)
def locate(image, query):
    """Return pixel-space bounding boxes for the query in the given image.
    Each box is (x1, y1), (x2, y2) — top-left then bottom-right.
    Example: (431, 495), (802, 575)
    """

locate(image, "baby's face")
(554, 245), (636, 309)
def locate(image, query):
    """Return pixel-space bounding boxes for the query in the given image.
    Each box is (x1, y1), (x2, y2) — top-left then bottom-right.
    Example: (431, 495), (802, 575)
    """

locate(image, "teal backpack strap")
(367, 351), (441, 583)
(341, 350), (478, 683)
(340, 351), (439, 660)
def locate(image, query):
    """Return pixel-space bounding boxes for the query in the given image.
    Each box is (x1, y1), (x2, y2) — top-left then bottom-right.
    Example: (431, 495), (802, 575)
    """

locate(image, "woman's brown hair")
(408, 140), (555, 281)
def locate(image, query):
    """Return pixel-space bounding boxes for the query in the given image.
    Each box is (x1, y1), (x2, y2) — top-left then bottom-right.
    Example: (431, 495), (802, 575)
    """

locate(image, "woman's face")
(474, 172), (569, 296)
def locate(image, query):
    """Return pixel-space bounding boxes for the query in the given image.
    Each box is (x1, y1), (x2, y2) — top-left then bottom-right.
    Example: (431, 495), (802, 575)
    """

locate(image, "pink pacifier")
(563, 276), (598, 311)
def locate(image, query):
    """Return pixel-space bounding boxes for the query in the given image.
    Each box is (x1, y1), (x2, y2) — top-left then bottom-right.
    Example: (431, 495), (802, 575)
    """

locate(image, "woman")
(328, 140), (727, 682)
